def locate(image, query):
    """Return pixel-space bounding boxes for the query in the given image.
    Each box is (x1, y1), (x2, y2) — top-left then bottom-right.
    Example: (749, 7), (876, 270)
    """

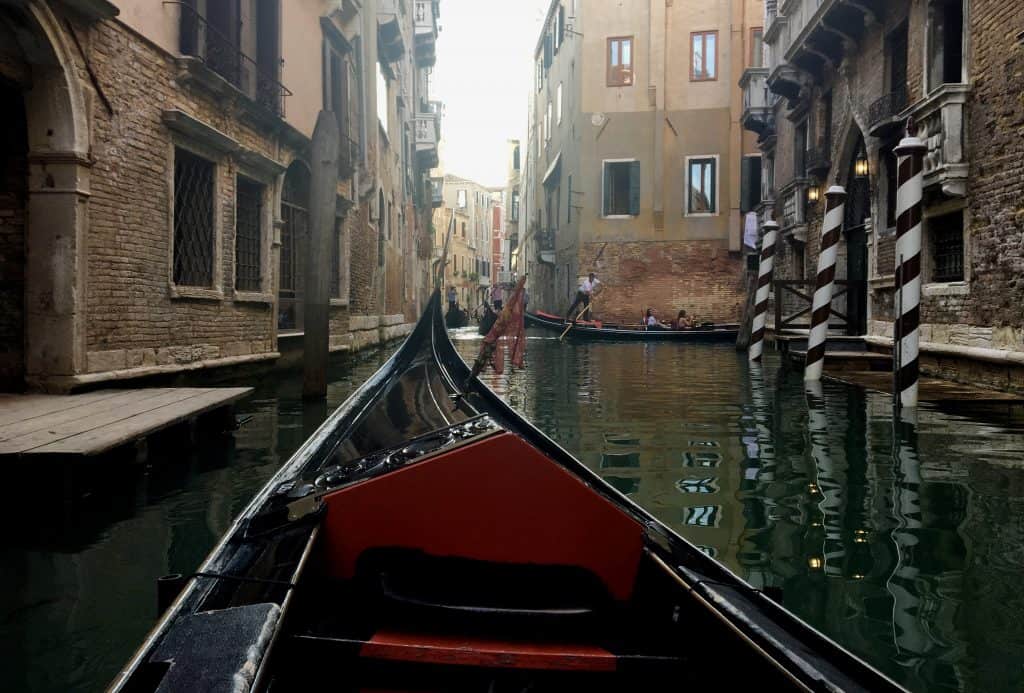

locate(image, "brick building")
(0, 0), (442, 392)
(745, 0), (1024, 390)
(520, 0), (763, 323)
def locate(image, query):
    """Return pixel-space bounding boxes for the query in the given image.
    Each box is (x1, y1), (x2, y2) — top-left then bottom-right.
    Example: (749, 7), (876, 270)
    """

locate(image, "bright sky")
(432, 0), (551, 188)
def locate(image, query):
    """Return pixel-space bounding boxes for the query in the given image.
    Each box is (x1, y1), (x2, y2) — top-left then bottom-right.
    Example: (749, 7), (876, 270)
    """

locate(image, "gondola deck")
(109, 291), (905, 693)
(525, 310), (740, 342)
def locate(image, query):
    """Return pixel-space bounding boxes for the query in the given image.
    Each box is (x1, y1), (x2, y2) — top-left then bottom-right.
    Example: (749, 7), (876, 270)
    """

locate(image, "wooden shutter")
(628, 161), (641, 216)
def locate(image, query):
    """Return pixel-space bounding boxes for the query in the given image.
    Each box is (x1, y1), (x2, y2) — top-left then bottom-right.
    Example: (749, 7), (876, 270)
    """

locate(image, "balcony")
(905, 84), (969, 198)
(414, 0), (438, 67)
(868, 88), (908, 138)
(767, 0), (884, 96)
(415, 111), (440, 169)
(536, 229), (556, 264)
(740, 67), (773, 137)
(171, 1), (291, 118)
(377, 0), (406, 63)
(430, 176), (443, 208)
(806, 147), (831, 178)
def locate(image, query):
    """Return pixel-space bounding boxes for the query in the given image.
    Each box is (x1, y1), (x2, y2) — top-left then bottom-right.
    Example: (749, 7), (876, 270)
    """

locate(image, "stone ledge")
(380, 314), (406, 326)
(31, 352), (280, 393)
(380, 323), (414, 342)
(865, 336), (1024, 367)
(349, 315), (381, 331)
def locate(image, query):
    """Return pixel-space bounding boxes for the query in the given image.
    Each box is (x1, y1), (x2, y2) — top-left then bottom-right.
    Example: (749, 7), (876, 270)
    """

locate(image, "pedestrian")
(447, 285), (457, 313)
(491, 283), (505, 311)
(566, 272), (600, 321)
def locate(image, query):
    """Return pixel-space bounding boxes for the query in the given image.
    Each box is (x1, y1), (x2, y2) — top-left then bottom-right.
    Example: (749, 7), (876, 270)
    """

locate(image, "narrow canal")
(3, 329), (1024, 692)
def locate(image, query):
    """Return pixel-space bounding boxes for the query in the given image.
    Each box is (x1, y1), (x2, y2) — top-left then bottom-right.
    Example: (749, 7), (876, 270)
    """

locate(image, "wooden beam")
(303, 111), (340, 399)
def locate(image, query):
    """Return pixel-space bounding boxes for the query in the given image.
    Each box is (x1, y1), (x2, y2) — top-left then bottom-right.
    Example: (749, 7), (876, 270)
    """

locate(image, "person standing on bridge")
(566, 272), (600, 321)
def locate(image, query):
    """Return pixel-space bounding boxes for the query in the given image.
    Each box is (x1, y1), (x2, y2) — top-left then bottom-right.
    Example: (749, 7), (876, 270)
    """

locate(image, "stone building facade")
(432, 173), (495, 312)
(521, 0), (763, 323)
(746, 0), (1024, 390)
(0, 0), (441, 392)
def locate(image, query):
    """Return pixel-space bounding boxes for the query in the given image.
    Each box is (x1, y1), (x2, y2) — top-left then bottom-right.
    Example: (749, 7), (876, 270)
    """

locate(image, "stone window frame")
(167, 139), (225, 302)
(923, 0), (970, 96)
(231, 164), (277, 305)
(921, 196), (971, 297)
(601, 157), (639, 219)
(685, 154), (720, 217)
(330, 208), (351, 308)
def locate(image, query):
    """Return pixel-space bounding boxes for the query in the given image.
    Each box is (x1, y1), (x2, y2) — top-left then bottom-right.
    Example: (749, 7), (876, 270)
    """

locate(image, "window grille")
(931, 211), (964, 283)
(235, 176), (263, 292)
(173, 147), (215, 287)
(280, 163), (309, 331)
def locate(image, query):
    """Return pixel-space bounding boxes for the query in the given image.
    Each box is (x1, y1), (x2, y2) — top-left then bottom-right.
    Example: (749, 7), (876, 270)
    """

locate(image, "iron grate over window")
(235, 176), (263, 292)
(173, 147), (215, 287)
(931, 211), (964, 283)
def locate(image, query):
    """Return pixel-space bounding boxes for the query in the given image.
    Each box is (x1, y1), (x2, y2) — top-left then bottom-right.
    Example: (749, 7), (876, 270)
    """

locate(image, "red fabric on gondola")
(318, 432), (644, 602)
(482, 277), (527, 374)
(360, 630), (617, 672)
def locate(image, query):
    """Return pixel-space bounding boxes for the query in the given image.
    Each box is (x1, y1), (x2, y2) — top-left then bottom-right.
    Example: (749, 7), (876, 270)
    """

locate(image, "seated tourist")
(672, 309), (695, 329)
(645, 308), (669, 330)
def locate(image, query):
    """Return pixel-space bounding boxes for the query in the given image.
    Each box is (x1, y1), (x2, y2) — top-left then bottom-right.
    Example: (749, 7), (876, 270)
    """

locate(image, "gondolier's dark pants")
(566, 291), (591, 320)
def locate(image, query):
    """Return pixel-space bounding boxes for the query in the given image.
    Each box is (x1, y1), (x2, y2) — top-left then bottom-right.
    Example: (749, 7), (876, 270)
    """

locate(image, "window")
(794, 121), (807, 178)
(928, 0), (964, 90)
(882, 143), (898, 228)
(376, 62), (388, 134)
(887, 22), (909, 100)
(173, 147), (215, 287)
(235, 175), (263, 292)
(536, 58), (543, 92)
(461, 221), (466, 238)
(602, 160), (640, 217)
(750, 27), (763, 68)
(567, 174), (573, 223)
(377, 189), (385, 267)
(929, 210), (964, 282)
(457, 189), (467, 208)
(740, 155), (761, 213)
(279, 162), (309, 330)
(556, 5), (565, 51)
(764, 152), (775, 200)
(545, 101), (552, 143)
(607, 37), (633, 86)
(330, 218), (342, 299)
(513, 144), (520, 171)
(691, 31), (718, 81)
(822, 91), (833, 157)
(510, 190), (520, 222)
(687, 157), (718, 215)
(556, 82), (563, 124)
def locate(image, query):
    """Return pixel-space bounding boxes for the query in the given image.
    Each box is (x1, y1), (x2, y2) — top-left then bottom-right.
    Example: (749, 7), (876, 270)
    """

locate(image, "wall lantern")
(807, 184), (821, 204)
(854, 151), (869, 178)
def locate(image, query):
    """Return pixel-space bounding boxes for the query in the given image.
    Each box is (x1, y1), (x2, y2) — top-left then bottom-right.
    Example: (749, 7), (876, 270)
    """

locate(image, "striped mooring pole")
(749, 219), (779, 362)
(804, 186), (847, 381)
(894, 122), (927, 409)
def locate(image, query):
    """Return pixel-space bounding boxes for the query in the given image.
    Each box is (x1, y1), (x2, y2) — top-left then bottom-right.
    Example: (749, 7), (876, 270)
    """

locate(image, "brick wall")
(350, 203), (378, 314)
(960, 1), (1024, 327)
(0, 85), (26, 390)
(581, 241), (745, 324)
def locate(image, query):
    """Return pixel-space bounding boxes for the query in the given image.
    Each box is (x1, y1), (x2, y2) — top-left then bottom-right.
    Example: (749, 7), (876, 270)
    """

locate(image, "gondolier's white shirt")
(579, 278), (599, 294)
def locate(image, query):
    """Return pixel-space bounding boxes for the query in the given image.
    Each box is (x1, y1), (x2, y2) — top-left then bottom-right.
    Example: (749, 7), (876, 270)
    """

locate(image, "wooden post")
(303, 111), (340, 399)
(804, 186), (846, 381)
(748, 220), (779, 361)
(894, 121), (927, 409)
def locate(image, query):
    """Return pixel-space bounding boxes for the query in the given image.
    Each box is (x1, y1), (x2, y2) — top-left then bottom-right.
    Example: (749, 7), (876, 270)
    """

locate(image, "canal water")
(3, 328), (1024, 692)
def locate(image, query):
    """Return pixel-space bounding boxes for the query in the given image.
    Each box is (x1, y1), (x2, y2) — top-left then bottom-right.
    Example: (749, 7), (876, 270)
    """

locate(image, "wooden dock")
(0, 387), (252, 458)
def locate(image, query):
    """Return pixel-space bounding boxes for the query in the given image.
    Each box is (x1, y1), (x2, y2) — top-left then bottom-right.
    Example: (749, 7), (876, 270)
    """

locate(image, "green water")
(4, 329), (1024, 691)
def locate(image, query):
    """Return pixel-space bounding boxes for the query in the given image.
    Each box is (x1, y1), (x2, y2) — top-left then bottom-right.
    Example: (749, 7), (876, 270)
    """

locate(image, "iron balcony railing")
(169, 1), (291, 117)
(868, 88), (908, 135)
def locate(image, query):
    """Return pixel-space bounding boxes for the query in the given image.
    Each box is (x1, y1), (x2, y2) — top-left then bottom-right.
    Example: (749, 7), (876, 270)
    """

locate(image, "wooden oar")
(559, 288), (601, 342)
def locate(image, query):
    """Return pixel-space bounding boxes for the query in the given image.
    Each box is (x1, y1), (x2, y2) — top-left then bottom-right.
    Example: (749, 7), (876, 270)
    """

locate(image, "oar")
(559, 289), (601, 342)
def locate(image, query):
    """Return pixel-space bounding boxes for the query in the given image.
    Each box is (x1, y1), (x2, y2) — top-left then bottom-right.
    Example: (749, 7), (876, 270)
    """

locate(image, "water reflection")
(4, 330), (1024, 692)
(468, 331), (1024, 692)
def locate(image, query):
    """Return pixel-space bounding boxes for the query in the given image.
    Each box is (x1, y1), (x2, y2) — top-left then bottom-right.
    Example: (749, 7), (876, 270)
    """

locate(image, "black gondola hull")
(525, 311), (739, 343)
(109, 291), (905, 693)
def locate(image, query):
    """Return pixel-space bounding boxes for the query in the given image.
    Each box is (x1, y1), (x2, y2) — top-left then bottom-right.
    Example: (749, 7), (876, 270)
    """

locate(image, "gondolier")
(566, 272), (600, 321)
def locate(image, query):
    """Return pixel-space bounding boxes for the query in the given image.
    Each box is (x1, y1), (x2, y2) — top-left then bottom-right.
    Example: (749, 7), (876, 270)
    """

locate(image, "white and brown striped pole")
(895, 122), (927, 409)
(804, 186), (847, 381)
(749, 219), (779, 362)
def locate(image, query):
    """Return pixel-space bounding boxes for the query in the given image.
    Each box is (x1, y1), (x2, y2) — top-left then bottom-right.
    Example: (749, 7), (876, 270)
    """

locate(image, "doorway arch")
(0, 1), (91, 390)
(835, 126), (870, 336)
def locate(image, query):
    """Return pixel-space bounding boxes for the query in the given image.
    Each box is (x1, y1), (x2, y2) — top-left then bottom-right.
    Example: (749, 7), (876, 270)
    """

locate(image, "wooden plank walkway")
(0, 387), (252, 458)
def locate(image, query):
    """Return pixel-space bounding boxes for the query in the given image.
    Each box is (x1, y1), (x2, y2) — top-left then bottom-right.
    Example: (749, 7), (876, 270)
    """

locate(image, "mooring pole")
(303, 111), (340, 399)
(804, 185), (847, 381)
(894, 120), (927, 410)
(749, 219), (779, 362)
